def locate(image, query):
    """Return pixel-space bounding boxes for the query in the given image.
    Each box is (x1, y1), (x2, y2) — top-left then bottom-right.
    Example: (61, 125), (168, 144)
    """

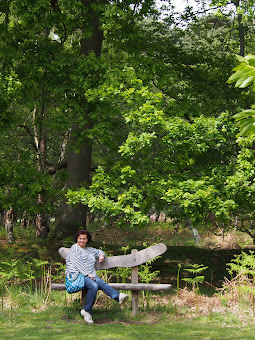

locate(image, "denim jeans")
(83, 275), (119, 314)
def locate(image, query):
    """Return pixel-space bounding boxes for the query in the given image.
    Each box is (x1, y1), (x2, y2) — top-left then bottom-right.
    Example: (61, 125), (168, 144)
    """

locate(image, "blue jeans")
(83, 275), (120, 314)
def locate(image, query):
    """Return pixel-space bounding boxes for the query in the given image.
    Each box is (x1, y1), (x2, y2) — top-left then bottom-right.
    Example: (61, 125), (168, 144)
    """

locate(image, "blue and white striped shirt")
(66, 243), (105, 277)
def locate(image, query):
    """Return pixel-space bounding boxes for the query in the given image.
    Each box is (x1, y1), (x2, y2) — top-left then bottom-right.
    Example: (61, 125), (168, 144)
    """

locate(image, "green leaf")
(240, 122), (255, 136)
(233, 110), (255, 121)
(227, 68), (254, 84)
(239, 76), (255, 88)
(235, 55), (247, 64)
(245, 55), (255, 66)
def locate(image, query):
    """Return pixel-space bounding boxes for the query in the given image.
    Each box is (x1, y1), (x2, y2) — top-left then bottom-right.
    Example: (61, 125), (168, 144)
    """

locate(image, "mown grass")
(1, 302), (255, 340)
(2, 287), (255, 340)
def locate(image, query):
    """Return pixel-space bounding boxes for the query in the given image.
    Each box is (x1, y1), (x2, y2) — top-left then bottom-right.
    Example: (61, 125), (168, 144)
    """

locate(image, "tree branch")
(18, 124), (38, 151)
(48, 160), (68, 175)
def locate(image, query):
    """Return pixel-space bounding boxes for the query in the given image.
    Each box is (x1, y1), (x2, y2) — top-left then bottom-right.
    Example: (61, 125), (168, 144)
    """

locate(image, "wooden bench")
(51, 243), (171, 315)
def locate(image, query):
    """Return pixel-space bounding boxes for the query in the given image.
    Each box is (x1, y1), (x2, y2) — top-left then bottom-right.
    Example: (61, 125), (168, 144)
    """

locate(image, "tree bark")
(34, 111), (50, 238)
(237, 10), (245, 56)
(53, 1), (104, 239)
(36, 193), (50, 238)
(20, 211), (27, 229)
(233, 0), (245, 56)
(54, 136), (92, 238)
(4, 208), (15, 243)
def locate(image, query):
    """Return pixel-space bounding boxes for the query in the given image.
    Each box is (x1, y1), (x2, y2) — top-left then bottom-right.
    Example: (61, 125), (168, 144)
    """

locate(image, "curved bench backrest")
(58, 243), (167, 269)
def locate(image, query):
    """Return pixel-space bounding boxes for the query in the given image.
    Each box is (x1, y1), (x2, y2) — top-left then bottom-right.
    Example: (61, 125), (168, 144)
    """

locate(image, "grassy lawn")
(1, 305), (255, 340)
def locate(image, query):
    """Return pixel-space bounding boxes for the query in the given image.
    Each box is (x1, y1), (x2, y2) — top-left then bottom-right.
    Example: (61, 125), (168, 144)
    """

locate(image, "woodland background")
(1, 0), (255, 244)
(3, 2), (255, 337)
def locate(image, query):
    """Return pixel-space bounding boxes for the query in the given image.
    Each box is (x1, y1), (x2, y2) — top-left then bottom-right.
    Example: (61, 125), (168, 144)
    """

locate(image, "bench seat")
(51, 282), (171, 291)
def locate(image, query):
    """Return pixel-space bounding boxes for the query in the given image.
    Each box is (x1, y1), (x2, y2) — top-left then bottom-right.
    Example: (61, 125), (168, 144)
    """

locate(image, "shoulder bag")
(65, 272), (85, 293)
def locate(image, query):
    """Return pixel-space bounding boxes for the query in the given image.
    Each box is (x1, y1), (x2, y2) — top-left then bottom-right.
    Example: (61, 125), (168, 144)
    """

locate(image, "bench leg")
(131, 249), (139, 315)
(132, 290), (139, 315)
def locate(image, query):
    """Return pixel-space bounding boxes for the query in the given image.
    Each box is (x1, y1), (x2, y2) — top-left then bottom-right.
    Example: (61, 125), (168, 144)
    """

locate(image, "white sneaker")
(119, 293), (129, 304)
(80, 309), (93, 324)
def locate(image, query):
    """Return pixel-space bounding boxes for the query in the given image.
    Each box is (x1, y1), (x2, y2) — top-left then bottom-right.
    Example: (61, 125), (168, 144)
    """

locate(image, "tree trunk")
(53, 1), (104, 239)
(54, 140), (92, 238)
(234, 0), (245, 56)
(36, 193), (50, 238)
(4, 208), (15, 243)
(237, 12), (245, 56)
(35, 213), (50, 238)
(20, 211), (27, 229)
(34, 114), (50, 238)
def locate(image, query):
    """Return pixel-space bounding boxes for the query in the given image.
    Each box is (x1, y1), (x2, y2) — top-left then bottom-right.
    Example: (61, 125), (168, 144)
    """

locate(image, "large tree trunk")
(54, 0), (105, 238)
(53, 1), (104, 239)
(54, 140), (92, 238)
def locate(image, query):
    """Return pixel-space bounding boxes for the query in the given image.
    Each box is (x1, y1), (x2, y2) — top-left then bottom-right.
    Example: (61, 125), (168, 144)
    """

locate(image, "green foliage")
(0, 71), (22, 129)
(66, 67), (167, 226)
(177, 263), (182, 296)
(51, 262), (66, 282)
(2, 0), (255, 238)
(221, 134), (255, 231)
(115, 246), (131, 283)
(226, 250), (255, 278)
(220, 250), (255, 312)
(138, 243), (161, 308)
(227, 55), (255, 135)
(182, 263), (208, 311)
(139, 258), (160, 284)
(0, 0), (161, 231)
(68, 101), (240, 228)
(124, 11), (244, 118)
(182, 264), (209, 291)
(0, 245), (65, 313)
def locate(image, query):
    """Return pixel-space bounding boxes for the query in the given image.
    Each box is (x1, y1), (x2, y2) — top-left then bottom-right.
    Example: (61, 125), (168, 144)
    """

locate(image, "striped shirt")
(66, 243), (105, 277)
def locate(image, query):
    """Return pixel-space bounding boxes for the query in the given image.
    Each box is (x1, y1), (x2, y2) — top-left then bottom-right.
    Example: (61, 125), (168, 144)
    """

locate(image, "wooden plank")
(51, 283), (66, 290)
(58, 243), (167, 269)
(51, 282), (172, 291)
(104, 283), (172, 291)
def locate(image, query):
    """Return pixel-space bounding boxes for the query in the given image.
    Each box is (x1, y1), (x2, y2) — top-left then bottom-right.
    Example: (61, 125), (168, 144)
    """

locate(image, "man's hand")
(99, 254), (105, 263)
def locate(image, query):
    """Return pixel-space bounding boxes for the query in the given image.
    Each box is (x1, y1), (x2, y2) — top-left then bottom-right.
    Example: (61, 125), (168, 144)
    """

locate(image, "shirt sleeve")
(87, 247), (106, 259)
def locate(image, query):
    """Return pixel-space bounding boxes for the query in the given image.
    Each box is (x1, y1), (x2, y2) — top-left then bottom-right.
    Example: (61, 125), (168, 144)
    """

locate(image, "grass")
(1, 302), (255, 340)
(2, 287), (255, 339)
